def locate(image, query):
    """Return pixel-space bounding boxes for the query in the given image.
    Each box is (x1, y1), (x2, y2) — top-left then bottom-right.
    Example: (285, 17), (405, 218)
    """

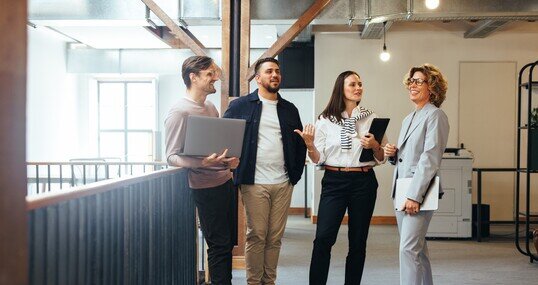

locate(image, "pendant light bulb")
(379, 21), (390, 62)
(425, 0), (440, 10)
(380, 45), (391, 62)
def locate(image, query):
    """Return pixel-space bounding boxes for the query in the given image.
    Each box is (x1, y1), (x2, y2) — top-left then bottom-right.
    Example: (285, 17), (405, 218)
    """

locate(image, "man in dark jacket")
(224, 57), (306, 285)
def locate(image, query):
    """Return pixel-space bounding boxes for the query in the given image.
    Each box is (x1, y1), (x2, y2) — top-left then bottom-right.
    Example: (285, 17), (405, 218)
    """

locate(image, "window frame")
(96, 79), (157, 162)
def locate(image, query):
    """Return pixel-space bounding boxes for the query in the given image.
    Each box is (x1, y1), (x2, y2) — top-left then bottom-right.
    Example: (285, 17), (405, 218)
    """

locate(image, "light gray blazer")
(390, 102), (449, 203)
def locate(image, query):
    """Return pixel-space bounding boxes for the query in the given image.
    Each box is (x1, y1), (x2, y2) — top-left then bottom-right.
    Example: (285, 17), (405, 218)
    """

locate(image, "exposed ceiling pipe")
(464, 20), (509, 38)
(347, 0), (355, 27)
(406, 0), (414, 20)
(145, 5), (158, 29)
(364, 0), (371, 26)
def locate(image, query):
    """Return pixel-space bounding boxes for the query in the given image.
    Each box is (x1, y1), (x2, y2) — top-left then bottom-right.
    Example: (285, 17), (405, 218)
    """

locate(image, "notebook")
(394, 176), (440, 211)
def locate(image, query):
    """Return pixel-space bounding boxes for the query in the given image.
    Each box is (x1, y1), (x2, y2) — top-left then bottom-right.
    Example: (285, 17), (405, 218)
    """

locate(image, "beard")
(267, 85), (280, 93)
(263, 81), (280, 93)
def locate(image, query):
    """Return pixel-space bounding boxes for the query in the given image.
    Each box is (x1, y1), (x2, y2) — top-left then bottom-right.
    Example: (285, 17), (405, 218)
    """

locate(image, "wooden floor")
(232, 216), (538, 284)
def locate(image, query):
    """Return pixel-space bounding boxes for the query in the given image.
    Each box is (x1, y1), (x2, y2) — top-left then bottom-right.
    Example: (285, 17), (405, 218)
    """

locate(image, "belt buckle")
(343, 167), (351, 172)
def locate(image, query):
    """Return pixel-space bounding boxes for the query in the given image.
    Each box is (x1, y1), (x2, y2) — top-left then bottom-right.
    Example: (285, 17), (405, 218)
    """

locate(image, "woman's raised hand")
(294, 124), (315, 147)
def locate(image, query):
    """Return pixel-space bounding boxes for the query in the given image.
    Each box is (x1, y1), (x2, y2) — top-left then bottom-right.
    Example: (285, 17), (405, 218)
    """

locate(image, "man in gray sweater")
(165, 56), (239, 285)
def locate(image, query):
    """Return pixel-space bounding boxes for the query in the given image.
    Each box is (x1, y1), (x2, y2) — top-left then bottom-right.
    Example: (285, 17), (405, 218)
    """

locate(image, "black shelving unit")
(515, 61), (538, 263)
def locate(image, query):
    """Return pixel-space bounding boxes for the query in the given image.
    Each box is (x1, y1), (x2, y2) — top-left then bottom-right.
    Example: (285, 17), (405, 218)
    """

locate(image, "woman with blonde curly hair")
(384, 63), (449, 285)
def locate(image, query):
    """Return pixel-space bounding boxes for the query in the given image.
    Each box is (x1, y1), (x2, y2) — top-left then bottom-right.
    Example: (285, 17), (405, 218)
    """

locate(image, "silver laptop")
(181, 115), (246, 158)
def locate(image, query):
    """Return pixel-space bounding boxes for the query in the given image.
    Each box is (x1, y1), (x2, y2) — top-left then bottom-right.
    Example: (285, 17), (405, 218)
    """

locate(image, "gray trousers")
(395, 210), (434, 285)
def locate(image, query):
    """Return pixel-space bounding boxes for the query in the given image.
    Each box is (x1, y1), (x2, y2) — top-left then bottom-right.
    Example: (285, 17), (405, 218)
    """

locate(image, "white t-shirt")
(254, 95), (288, 184)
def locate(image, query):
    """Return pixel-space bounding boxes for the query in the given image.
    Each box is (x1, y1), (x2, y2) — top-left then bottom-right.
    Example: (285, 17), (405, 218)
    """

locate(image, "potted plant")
(530, 107), (538, 170)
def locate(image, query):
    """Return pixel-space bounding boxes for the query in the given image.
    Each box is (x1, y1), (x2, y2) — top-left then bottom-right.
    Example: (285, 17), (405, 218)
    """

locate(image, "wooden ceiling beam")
(246, 0), (333, 81)
(143, 26), (187, 49)
(141, 0), (206, 56)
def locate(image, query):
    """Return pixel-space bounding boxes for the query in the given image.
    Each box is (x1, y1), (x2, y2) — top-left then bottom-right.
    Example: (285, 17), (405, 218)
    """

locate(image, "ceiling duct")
(410, 0), (538, 20)
(28, 0), (538, 45)
(29, 0), (538, 25)
(360, 21), (393, 39)
(29, 0), (179, 25)
(180, 0), (220, 19)
(251, 0), (538, 29)
(251, 0), (318, 22)
(28, 0), (221, 26)
(362, 0), (538, 23)
(464, 20), (509, 38)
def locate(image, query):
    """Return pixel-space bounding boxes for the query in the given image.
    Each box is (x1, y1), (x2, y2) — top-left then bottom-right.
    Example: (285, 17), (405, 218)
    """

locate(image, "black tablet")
(359, 118), (390, 162)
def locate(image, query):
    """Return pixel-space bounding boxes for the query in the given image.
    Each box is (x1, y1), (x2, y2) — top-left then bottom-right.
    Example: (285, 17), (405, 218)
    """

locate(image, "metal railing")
(27, 167), (198, 285)
(26, 161), (169, 196)
(26, 161), (310, 282)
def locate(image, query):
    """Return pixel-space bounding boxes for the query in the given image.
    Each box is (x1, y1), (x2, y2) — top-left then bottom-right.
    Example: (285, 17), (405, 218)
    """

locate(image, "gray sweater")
(164, 97), (231, 189)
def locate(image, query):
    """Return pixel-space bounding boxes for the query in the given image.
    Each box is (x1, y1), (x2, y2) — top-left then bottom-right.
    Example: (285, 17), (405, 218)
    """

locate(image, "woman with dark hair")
(295, 71), (387, 284)
(384, 63), (449, 285)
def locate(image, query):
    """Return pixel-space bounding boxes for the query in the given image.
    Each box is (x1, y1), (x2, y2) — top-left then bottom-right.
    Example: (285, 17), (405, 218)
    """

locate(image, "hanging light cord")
(383, 21), (387, 51)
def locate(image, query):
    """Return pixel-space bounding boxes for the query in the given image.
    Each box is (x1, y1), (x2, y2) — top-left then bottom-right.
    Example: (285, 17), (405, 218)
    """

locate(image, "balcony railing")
(26, 160), (169, 196)
(27, 167), (198, 284)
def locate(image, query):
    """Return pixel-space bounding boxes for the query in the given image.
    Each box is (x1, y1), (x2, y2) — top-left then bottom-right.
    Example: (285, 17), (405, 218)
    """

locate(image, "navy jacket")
(223, 89), (307, 186)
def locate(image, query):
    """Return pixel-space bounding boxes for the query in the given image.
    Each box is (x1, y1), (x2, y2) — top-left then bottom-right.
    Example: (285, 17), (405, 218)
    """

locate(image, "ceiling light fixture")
(425, 0), (440, 10)
(379, 21), (390, 62)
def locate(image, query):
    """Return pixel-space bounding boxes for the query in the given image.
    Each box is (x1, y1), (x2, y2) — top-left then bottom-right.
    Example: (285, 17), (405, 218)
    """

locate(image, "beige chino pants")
(240, 181), (294, 285)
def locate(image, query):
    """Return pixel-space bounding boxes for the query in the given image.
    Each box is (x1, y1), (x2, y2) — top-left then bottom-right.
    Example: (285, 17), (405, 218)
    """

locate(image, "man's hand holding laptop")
(201, 148), (240, 169)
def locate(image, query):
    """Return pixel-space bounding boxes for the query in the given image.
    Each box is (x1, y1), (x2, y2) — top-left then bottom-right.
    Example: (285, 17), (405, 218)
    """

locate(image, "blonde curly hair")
(403, 63), (448, 107)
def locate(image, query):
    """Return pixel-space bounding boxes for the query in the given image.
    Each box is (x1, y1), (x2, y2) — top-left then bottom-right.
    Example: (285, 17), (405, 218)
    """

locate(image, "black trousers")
(309, 170), (378, 285)
(191, 179), (236, 285)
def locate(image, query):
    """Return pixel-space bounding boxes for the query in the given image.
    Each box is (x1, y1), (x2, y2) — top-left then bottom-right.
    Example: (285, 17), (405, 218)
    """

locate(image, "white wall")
(26, 27), (82, 161)
(314, 22), (538, 217)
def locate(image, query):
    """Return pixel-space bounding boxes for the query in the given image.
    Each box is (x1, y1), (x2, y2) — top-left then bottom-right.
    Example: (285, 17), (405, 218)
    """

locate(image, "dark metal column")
(230, 0), (241, 97)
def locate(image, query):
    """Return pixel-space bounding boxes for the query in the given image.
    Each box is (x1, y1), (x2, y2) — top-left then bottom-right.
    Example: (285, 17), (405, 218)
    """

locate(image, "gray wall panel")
(67, 49), (120, 73)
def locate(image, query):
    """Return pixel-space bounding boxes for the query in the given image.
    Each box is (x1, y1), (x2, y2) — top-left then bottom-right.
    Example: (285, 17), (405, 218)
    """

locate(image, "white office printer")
(427, 148), (474, 238)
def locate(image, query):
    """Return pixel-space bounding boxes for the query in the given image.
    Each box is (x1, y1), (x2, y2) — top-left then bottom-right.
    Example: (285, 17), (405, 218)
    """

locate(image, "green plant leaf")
(531, 107), (538, 128)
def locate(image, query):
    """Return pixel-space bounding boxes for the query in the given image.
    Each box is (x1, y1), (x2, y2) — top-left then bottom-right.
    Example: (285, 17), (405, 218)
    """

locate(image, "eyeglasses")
(406, 78), (426, 86)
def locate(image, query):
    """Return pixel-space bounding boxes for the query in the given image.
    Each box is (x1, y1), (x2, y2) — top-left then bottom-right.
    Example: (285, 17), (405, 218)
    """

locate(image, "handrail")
(26, 167), (183, 211)
(472, 167), (518, 243)
(27, 161), (167, 166)
(26, 161), (171, 195)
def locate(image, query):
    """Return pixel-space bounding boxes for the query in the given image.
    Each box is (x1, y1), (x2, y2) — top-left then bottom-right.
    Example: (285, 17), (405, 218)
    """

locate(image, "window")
(97, 80), (156, 162)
